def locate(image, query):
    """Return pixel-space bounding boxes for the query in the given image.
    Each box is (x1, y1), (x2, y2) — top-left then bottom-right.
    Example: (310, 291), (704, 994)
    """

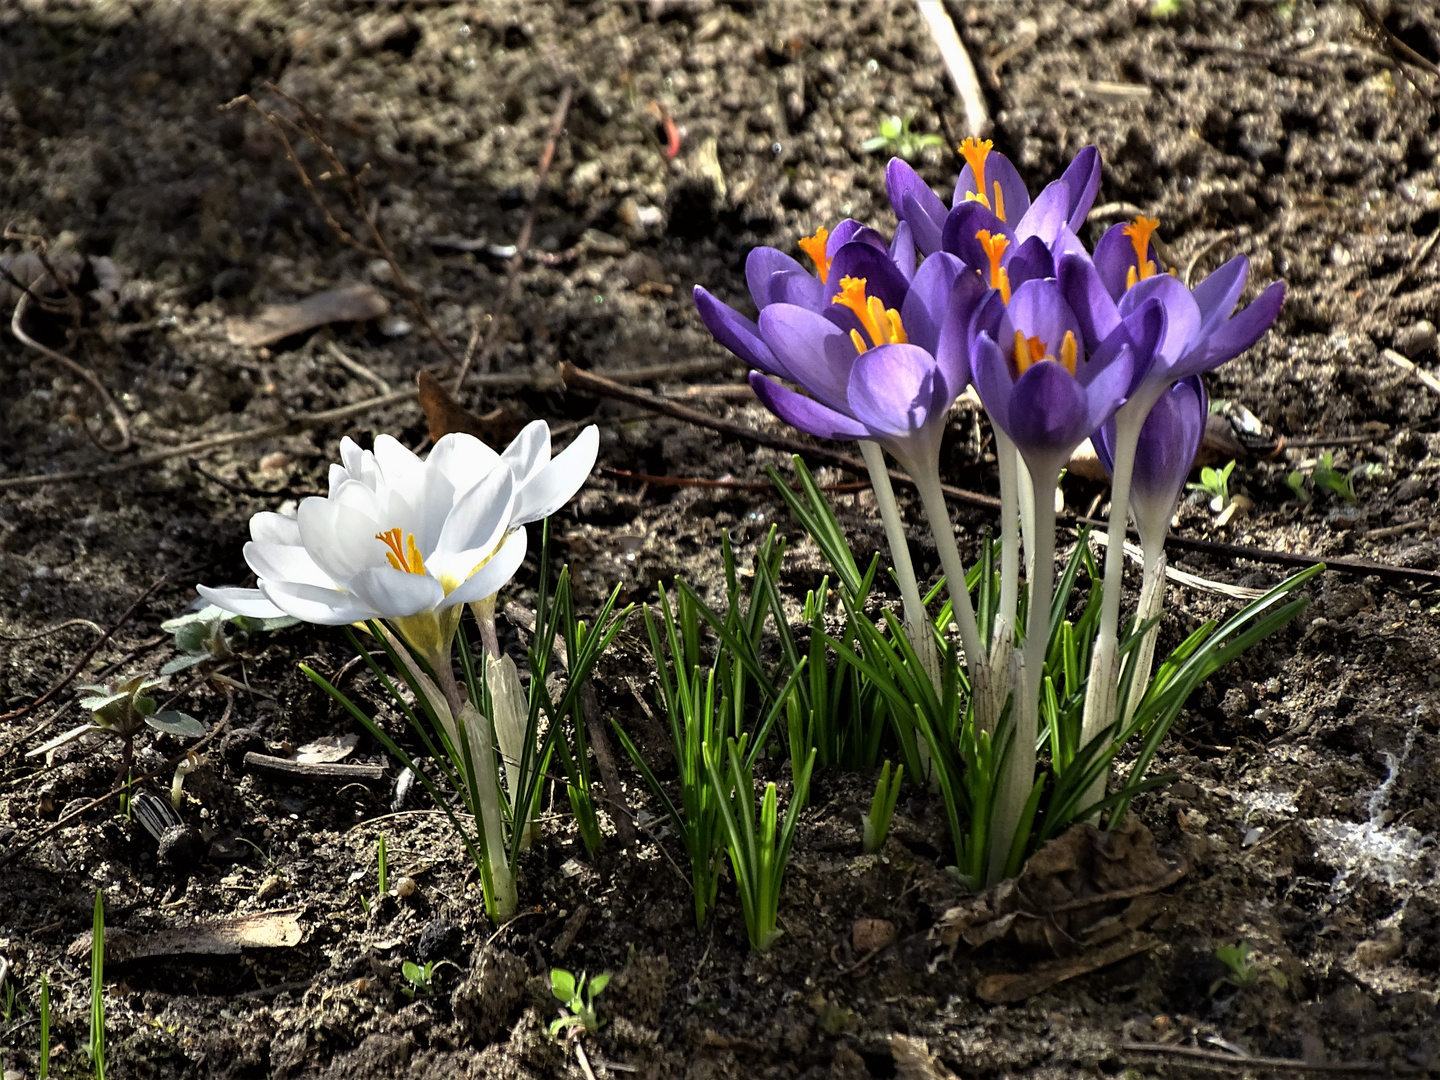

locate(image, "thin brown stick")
(1350, 0), (1440, 82)
(0, 619), (106, 643)
(12, 290), (131, 451)
(1121, 1041), (1421, 1075)
(915, 0), (989, 137)
(455, 84), (574, 395)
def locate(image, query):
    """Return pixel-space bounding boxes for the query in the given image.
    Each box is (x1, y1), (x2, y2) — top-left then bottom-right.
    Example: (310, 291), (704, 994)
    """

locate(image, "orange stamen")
(993, 180), (1006, 223)
(1059, 330), (1077, 375)
(1012, 331), (1048, 374)
(959, 137), (993, 210)
(798, 226), (830, 281)
(975, 230), (1012, 304)
(376, 527), (426, 574)
(1121, 215), (1160, 287)
(832, 276), (907, 349)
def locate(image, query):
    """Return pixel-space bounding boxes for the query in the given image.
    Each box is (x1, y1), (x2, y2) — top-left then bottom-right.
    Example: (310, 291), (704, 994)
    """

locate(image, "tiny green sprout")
(548, 968), (610, 1038)
(1211, 940), (1288, 995)
(398, 959), (457, 999)
(40, 973), (50, 1079)
(1149, 0), (1187, 16)
(1286, 469), (1311, 506)
(160, 604), (298, 676)
(1187, 459), (1235, 513)
(1311, 452), (1357, 504)
(861, 110), (944, 162)
(861, 760), (903, 854)
(1, 977), (21, 1023)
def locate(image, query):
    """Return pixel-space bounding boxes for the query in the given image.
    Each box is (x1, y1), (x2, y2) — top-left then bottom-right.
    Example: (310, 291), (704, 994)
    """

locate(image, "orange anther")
(1012, 331), (1048, 374)
(799, 226), (830, 281)
(376, 528), (425, 574)
(959, 137), (993, 201)
(832, 276), (907, 349)
(1059, 330), (1077, 375)
(975, 230), (1012, 304)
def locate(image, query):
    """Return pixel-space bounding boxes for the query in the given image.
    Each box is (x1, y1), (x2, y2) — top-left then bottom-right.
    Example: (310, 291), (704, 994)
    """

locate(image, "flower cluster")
(696, 138), (1284, 881)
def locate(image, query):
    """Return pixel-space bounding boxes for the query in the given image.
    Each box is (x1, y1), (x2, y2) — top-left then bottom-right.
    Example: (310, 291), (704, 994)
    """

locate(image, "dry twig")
(914, 0), (989, 137)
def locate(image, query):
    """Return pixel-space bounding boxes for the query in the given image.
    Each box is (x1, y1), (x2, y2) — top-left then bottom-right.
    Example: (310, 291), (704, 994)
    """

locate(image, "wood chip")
(225, 283), (390, 347)
(68, 909), (304, 965)
(294, 733), (358, 764)
(243, 751), (387, 780)
(976, 933), (1157, 1003)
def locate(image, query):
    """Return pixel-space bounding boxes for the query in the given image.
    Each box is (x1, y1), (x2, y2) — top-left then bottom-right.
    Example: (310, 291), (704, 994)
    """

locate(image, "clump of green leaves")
(1211, 940), (1288, 995)
(88, 891), (105, 1080)
(861, 111), (943, 161)
(862, 760), (903, 854)
(549, 968), (610, 1038)
(1187, 459), (1236, 512)
(1287, 452), (1383, 507)
(399, 959), (456, 999)
(160, 604), (297, 675)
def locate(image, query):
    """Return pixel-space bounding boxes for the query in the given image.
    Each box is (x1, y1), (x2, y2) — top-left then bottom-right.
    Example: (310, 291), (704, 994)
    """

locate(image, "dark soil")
(3, 1), (1440, 1077)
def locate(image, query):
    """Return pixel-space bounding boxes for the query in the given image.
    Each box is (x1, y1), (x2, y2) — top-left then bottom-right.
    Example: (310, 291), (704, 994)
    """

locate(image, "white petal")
(250, 511), (301, 546)
(435, 465), (514, 558)
(243, 542), (337, 589)
(298, 485), (384, 583)
(373, 435), (425, 495)
(196, 585), (286, 618)
(327, 463), (348, 497)
(440, 528), (527, 608)
(428, 433), (501, 494)
(500, 420), (551, 487)
(511, 425), (598, 525)
(345, 567), (446, 617)
(260, 580), (378, 625)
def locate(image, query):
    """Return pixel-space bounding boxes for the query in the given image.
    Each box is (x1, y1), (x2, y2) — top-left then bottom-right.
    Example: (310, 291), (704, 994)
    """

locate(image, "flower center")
(799, 226), (830, 282)
(959, 137), (1005, 222)
(1012, 329), (1077, 376)
(1122, 215), (1160, 289)
(832, 276), (907, 354)
(975, 230), (1011, 304)
(376, 527), (426, 575)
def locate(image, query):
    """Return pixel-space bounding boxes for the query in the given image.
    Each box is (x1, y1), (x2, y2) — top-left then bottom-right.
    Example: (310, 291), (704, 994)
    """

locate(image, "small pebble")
(366, 258), (395, 283)
(259, 451), (290, 472)
(1395, 319), (1437, 357)
(257, 874), (288, 901)
(380, 316), (412, 337)
(392, 875), (417, 898)
(851, 918), (897, 953)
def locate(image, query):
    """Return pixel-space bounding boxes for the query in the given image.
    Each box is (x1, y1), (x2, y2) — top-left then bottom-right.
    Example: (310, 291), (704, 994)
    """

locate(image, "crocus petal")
(942, 200), (1011, 268)
(955, 149), (1031, 229)
(1005, 236), (1054, 291)
(1057, 252), (1122, 352)
(746, 247), (810, 308)
(1076, 344), (1135, 435)
(1006, 278), (1085, 363)
(1120, 273), (1202, 368)
(969, 333), (1015, 435)
(766, 270), (826, 311)
(373, 435), (425, 499)
(1007, 360), (1093, 457)
(244, 542), (336, 590)
(1094, 221), (1142, 301)
(1190, 255), (1250, 338)
(345, 567), (447, 618)
(899, 252), (965, 354)
(250, 511), (301, 546)
(934, 271), (986, 397)
(828, 219), (889, 255)
(440, 529), (529, 608)
(436, 466), (515, 558)
(259, 580), (378, 626)
(1015, 146), (1101, 246)
(1172, 281), (1285, 379)
(903, 191), (945, 256)
(694, 286), (786, 376)
(759, 303), (858, 413)
(847, 343), (951, 456)
(297, 483), (384, 583)
(428, 432), (502, 495)
(499, 420), (551, 488)
(886, 158), (948, 243)
(890, 220), (917, 282)
(509, 424), (599, 526)
(825, 240), (911, 312)
(196, 585), (287, 619)
(749, 372), (870, 442)
(1051, 224), (1090, 262)
(1133, 376), (1207, 504)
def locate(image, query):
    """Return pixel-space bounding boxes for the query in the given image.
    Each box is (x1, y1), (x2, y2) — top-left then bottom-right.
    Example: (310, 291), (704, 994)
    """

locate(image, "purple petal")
(1133, 376), (1208, 503)
(890, 221), (917, 282)
(694, 286), (786, 377)
(969, 333), (1015, 436)
(900, 252), (965, 354)
(1008, 361), (1092, 458)
(1005, 236), (1054, 291)
(887, 158), (949, 234)
(746, 247), (810, 308)
(903, 191), (945, 256)
(1093, 222), (1139, 301)
(1119, 298), (1167, 393)
(750, 372), (869, 442)
(1077, 344), (1135, 435)
(1016, 146), (1101, 246)
(826, 240), (912, 312)
(935, 271), (987, 397)
(942, 200), (1011, 267)
(955, 150), (1031, 227)
(1005, 278), (1085, 364)
(758, 303), (859, 413)
(767, 270), (826, 310)
(1057, 252), (1122, 352)
(1173, 280), (1285, 379)
(1120, 273), (1202, 369)
(1190, 255), (1249, 338)
(847, 344), (951, 455)
(1052, 224), (1090, 261)
(829, 219), (888, 256)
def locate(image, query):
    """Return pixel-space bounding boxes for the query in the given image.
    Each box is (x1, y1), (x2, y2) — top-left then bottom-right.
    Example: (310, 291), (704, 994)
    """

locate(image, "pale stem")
(1121, 547), (1168, 727)
(858, 440), (941, 692)
(987, 460), (1057, 885)
(912, 470), (992, 729)
(1078, 406), (1146, 819)
(986, 430), (1022, 736)
(471, 594), (501, 659)
(1017, 451), (1037, 585)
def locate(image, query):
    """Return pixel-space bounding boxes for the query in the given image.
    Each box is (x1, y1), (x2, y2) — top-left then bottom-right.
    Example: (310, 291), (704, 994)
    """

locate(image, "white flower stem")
(858, 440), (941, 692)
(1078, 407), (1145, 819)
(987, 430), (1022, 736)
(471, 595), (501, 659)
(1017, 452), (1037, 585)
(912, 471), (992, 731)
(988, 462), (1057, 884)
(1121, 546), (1168, 727)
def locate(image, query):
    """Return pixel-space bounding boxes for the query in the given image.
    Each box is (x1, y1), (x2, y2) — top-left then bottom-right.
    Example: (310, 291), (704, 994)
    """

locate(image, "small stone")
(157, 824), (204, 867)
(392, 875), (416, 898)
(1327, 506), (1364, 530)
(366, 258), (395, 284)
(579, 228), (627, 257)
(851, 918), (897, 953)
(380, 316), (412, 337)
(256, 874), (287, 901)
(416, 917), (462, 964)
(259, 451), (290, 472)
(1395, 320), (1437, 357)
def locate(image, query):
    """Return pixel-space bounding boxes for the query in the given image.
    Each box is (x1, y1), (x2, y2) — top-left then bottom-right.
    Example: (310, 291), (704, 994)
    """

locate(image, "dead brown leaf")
(416, 369), (528, 445)
(225, 283), (389, 347)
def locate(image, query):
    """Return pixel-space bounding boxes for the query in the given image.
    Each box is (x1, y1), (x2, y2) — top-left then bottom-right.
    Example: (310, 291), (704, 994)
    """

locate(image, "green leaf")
(160, 605), (229, 633)
(145, 711), (206, 739)
(402, 960), (424, 983)
(160, 653), (208, 676)
(860, 136), (890, 152)
(588, 972), (610, 998)
(550, 969), (576, 1002)
(879, 115), (902, 138)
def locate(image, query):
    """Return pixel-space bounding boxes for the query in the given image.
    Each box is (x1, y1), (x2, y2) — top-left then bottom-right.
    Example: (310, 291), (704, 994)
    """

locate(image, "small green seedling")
(360, 835), (388, 916)
(861, 111), (943, 161)
(861, 760), (903, 854)
(89, 891), (106, 1080)
(1288, 452), (1384, 507)
(1286, 468), (1311, 506)
(1, 977), (21, 1022)
(1188, 459), (1236, 513)
(548, 968), (610, 1038)
(160, 604), (298, 675)
(399, 959), (456, 999)
(1211, 940), (1288, 995)
(40, 973), (50, 1079)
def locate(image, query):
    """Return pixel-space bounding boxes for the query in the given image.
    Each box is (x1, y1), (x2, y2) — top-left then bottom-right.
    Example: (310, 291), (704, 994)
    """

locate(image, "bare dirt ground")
(3, 1), (1440, 1076)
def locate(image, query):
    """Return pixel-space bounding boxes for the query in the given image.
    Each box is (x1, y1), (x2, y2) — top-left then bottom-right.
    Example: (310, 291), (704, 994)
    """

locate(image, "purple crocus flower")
(1093, 376), (1208, 552)
(693, 219), (916, 378)
(886, 138), (1101, 262)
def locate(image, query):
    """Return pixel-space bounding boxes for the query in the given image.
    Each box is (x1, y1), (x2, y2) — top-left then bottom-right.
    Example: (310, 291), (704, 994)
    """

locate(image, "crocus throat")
(832, 276), (907, 354)
(1012, 329), (1077, 376)
(376, 528), (426, 575)
(975, 230), (1011, 304)
(959, 137), (1005, 222)
(1122, 215), (1160, 290)
(798, 226), (830, 282)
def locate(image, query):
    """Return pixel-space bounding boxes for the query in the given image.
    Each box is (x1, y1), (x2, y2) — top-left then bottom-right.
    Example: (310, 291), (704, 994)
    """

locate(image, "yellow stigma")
(1012, 329), (1077, 376)
(799, 225), (830, 281)
(1121, 215), (1160, 288)
(832, 276), (907, 352)
(376, 527), (426, 575)
(959, 137), (994, 215)
(975, 230), (1012, 304)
